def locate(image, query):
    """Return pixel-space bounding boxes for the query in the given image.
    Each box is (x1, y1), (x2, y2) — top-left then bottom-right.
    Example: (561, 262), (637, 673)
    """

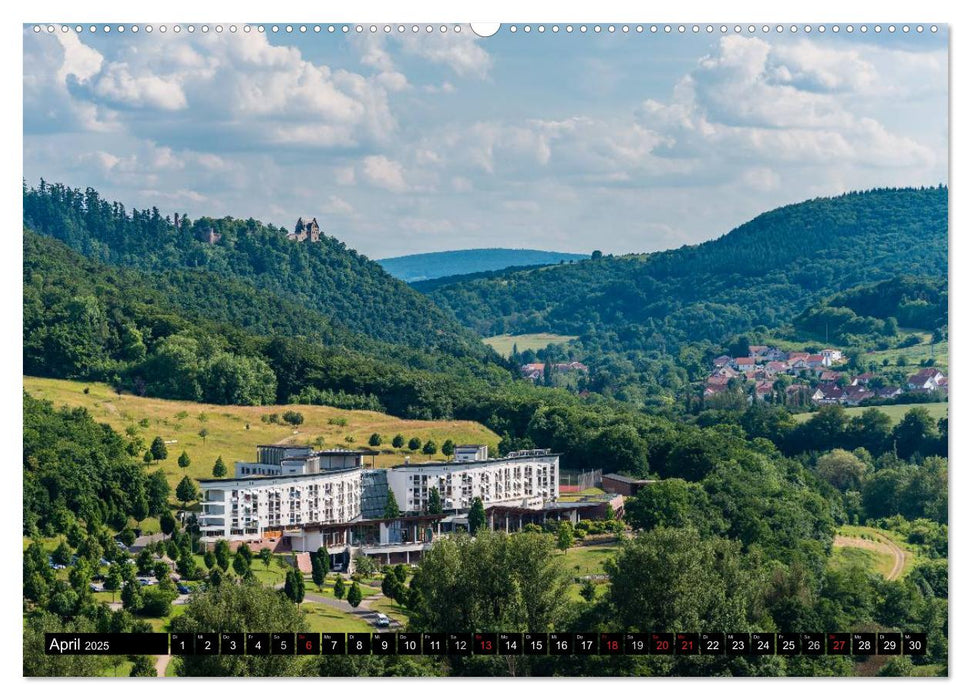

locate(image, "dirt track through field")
(833, 532), (907, 580)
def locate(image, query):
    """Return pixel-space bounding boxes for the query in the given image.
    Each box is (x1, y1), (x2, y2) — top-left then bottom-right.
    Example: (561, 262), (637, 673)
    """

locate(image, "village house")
(843, 385), (875, 406)
(812, 383), (847, 405)
(710, 366), (739, 379)
(732, 357), (758, 371)
(806, 354), (830, 369)
(713, 355), (732, 368)
(907, 368), (946, 392)
(821, 348), (844, 363)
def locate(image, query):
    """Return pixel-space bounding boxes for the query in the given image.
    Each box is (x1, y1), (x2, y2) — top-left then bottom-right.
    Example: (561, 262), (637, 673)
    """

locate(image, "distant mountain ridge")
(421, 188), (948, 353)
(378, 248), (589, 282)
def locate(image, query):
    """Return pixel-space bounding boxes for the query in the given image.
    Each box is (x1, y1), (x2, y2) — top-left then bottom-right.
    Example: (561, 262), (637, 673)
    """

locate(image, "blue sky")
(23, 24), (948, 258)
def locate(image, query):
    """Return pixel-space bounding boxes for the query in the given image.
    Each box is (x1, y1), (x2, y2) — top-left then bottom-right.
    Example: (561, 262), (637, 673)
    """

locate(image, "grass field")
(24, 376), (499, 491)
(794, 402), (948, 425)
(483, 333), (579, 358)
(865, 333), (948, 373)
(558, 544), (620, 577)
(830, 525), (922, 579)
(301, 601), (373, 633)
(829, 545), (896, 578)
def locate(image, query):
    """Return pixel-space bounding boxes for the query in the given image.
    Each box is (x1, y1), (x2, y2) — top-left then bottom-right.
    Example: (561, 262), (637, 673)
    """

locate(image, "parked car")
(374, 613), (390, 628)
(177, 584), (191, 595)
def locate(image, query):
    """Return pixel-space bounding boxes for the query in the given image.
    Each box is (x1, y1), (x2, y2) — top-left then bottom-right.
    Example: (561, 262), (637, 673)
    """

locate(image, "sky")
(22, 23), (948, 259)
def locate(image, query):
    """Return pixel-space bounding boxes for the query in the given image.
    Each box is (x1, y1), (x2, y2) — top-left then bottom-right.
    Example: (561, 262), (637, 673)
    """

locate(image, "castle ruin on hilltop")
(288, 216), (321, 242)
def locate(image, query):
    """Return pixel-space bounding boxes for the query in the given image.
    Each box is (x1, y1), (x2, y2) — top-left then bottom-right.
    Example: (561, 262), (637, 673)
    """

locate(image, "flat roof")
(602, 473), (656, 485)
(256, 444), (313, 449)
(198, 466), (361, 485)
(255, 445), (377, 456)
(390, 453), (561, 470)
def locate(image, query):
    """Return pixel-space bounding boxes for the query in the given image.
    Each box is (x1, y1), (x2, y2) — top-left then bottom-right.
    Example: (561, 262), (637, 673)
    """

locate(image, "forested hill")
(23, 229), (512, 412)
(378, 248), (589, 282)
(22, 182), (487, 357)
(423, 187), (948, 352)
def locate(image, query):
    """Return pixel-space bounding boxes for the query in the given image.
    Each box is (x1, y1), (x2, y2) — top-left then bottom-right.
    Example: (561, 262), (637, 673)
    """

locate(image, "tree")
(238, 544), (252, 564)
(893, 407), (938, 460)
(591, 424), (650, 478)
(427, 487), (443, 515)
(129, 655), (157, 677)
(150, 436), (168, 462)
(153, 561), (170, 583)
(346, 581), (363, 608)
(212, 456), (227, 478)
(816, 449), (868, 492)
(159, 511), (176, 536)
(441, 439), (455, 458)
(52, 540), (72, 566)
(579, 578), (597, 602)
(282, 410), (304, 426)
(259, 547), (272, 569)
(384, 489), (401, 519)
(422, 440), (437, 455)
(203, 550), (216, 570)
(121, 580), (143, 612)
(104, 566), (122, 602)
(333, 575), (346, 600)
(176, 476), (197, 509)
(177, 551), (197, 580)
(143, 450), (153, 465)
(145, 470), (171, 515)
(232, 550), (249, 578)
(591, 250), (603, 260)
(408, 530), (571, 633)
(136, 548), (154, 575)
(198, 428), (209, 444)
(311, 548), (328, 590)
(170, 580), (307, 676)
(131, 493), (149, 525)
(606, 528), (763, 633)
(468, 497), (486, 535)
(214, 540), (231, 572)
(368, 433), (382, 447)
(118, 528), (136, 547)
(284, 567), (305, 604)
(178, 450), (191, 470)
(556, 521), (574, 551)
(392, 434), (405, 448)
(624, 479), (706, 531)
(382, 572), (404, 602)
(408, 437), (422, 451)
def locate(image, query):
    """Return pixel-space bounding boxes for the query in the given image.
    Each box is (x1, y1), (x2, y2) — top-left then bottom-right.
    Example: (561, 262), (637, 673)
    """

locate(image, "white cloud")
(361, 155), (408, 192)
(398, 33), (492, 79)
(321, 195), (354, 215)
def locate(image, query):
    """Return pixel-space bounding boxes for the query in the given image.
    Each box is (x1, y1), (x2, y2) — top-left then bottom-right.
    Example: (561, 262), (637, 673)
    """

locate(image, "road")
(302, 591), (403, 629)
(833, 531), (907, 580)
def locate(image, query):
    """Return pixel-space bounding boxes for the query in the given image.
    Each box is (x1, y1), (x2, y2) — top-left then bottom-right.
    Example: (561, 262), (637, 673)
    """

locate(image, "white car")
(374, 613), (390, 628)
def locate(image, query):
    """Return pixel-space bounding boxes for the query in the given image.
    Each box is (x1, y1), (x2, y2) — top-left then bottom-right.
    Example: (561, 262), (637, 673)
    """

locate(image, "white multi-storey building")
(387, 449), (559, 514)
(196, 445), (560, 546)
(198, 468), (362, 540)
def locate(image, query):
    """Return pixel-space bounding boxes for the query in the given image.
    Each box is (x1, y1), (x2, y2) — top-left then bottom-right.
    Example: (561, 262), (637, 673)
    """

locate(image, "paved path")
(834, 532), (907, 580)
(303, 591), (403, 629)
(154, 654), (170, 677)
